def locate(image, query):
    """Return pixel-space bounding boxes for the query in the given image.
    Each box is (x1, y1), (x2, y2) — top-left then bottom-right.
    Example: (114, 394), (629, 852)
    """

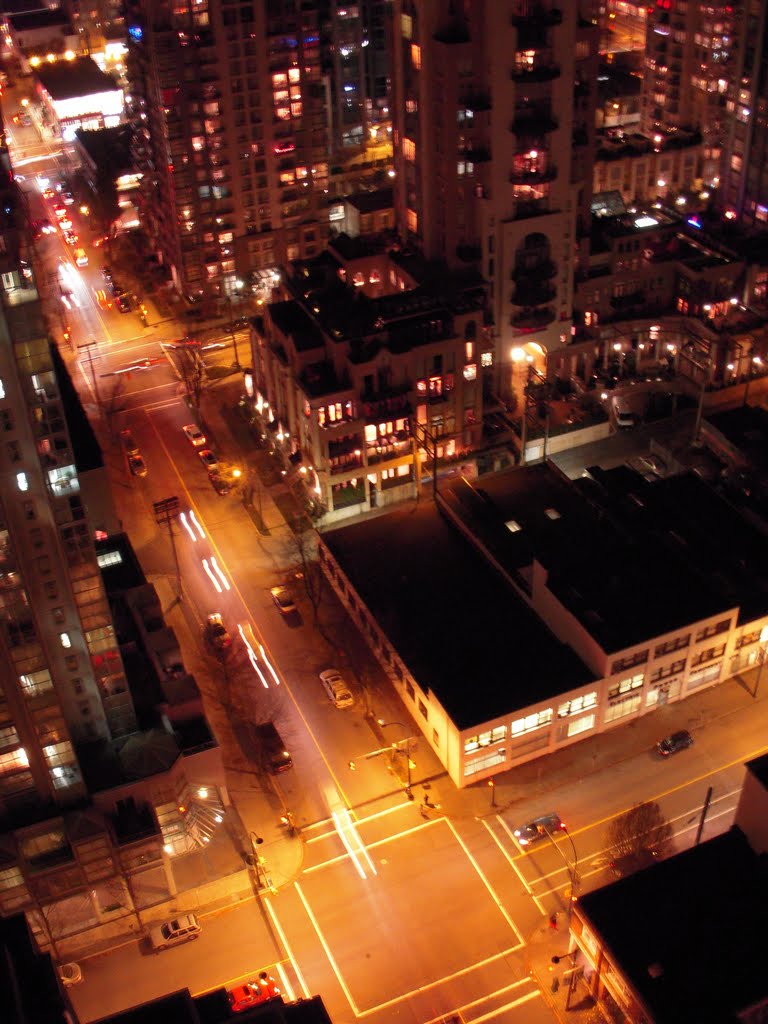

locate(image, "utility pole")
(153, 497), (182, 599)
(79, 339), (102, 410)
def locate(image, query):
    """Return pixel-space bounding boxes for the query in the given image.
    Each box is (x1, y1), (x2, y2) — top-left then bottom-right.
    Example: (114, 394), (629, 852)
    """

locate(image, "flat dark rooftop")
(346, 187), (393, 214)
(745, 753), (768, 791)
(578, 828), (768, 1023)
(707, 405), (768, 473)
(269, 300), (325, 353)
(35, 56), (119, 101)
(440, 463), (768, 651)
(323, 500), (594, 730)
(8, 9), (71, 31)
(75, 124), (134, 174)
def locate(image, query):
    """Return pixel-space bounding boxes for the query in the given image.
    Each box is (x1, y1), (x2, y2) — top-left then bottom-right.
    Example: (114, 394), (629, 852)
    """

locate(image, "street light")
(228, 277), (244, 369)
(377, 719), (416, 799)
(542, 822), (580, 918)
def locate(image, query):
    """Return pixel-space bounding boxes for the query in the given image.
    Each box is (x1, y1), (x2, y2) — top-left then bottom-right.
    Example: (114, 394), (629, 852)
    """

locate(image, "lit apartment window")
(16, 472), (28, 492)
(401, 13), (412, 38)
(411, 44), (421, 70)
(0, 378), (5, 398)
(60, 632), (72, 649)
(403, 138), (416, 161)
(406, 209), (418, 233)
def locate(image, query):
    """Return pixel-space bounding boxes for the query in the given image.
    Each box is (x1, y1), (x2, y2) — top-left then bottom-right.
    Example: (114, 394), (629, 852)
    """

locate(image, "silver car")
(148, 912), (201, 952)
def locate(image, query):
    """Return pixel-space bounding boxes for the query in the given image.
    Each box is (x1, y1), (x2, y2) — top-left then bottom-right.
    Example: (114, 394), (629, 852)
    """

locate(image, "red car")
(228, 974), (281, 1012)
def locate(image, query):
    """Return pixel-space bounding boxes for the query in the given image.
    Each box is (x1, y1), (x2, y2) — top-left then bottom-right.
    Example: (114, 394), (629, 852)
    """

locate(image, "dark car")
(115, 293), (132, 313)
(110, 281), (125, 297)
(254, 722), (292, 774)
(656, 730), (693, 757)
(102, 266), (113, 282)
(210, 473), (230, 495)
(513, 812), (565, 847)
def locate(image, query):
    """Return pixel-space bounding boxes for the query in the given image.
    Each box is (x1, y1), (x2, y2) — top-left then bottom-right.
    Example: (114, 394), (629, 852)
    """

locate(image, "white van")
(319, 669), (354, 708)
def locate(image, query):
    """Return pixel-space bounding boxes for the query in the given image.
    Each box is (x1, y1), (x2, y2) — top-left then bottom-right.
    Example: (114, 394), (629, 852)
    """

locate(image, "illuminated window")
(411, 44), (421, 70)
(407, 208), (418, 233)
(288, 68), (301, 83)
(403, 138), (416, 161)
(463, 364), (477, 381)
(401, 13), (412, 38)
(557, 692), (597, 718)
(16, 472), (28, 492)
(272, 73), (287, 87)
(481, 352), (493, 367)
(0, 379), (4, 399)
(60, 632), (72, 649)
(511, 709), (552, 737)
(465, 342), (474, 361)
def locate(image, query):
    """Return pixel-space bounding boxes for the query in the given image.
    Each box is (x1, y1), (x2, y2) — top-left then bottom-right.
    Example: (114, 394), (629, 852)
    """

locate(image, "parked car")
(115, 293), (132, 313)
(110, 280), (125, 297)
(119, 429), (139, 456)
(319, 668), (354, 708)
(229, 974), (281, 1012)
(182, 423), (206, 447)
(102, 266), (113, 282)
(656, 730), (693, 757)
(58, 962), (83, 987)
(513, 812), (565, 847)
(128, 454), (147, 477)
(63, 231), (78, 247)
(74, 248), (88, 267)
(254, 722), (292, 774)
(198, 448), (218, 471)
(206, 612), (232, 649)
(615, 408), (638, 429)
(270, 585), (296, 616)
(210, 473), (230, 495)
(148, 913), (201, 952)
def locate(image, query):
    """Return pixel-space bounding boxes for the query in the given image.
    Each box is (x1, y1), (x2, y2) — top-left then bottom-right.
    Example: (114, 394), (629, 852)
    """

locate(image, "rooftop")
(7, 9), (71, 32)
(578, 828), (768, 1023)
(268, 300), (325, 353)
(322, 498), (594, 730)
(441, 462), (768, 650)
(345, 188), (394, 214)
(75, 124), (134, 175)
(35, 56), (119, 101)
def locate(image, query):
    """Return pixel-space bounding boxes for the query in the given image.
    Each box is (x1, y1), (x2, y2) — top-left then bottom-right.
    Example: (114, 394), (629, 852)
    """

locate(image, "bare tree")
(289, 518), (324, 626)
(103, 376), (128, 440)
(175, 344), (207, 409)
(607, 801), (673, 869)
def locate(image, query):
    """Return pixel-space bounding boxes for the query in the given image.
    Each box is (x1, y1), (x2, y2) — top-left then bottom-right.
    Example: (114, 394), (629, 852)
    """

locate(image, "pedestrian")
(549, 913), (558, 930)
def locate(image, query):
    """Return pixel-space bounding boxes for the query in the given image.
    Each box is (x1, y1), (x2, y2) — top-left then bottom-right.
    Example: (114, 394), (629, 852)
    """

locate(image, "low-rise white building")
(319, 462), (768, 787)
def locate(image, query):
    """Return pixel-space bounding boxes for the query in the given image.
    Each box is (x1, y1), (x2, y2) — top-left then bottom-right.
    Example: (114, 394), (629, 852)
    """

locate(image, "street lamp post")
(228, 277), (244, 369)
(543, 822), (580, 918)
(377, 719), (415, 799)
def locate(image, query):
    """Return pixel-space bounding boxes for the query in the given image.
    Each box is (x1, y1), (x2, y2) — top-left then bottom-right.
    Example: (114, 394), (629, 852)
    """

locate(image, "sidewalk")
(526, 915), (602, 1024)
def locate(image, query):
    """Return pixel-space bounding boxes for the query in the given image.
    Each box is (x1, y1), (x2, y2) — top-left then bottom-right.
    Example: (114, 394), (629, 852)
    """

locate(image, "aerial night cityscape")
(1, 1), (768, 1023)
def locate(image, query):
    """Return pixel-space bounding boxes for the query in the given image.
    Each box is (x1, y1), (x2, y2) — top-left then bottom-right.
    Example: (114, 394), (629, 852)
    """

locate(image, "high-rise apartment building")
(390, 1), (599, 400)
(720, 0), (768, 226)
(124, 0), (329, 302)
(641, 1), (737, 186)
(0, 135), (136, 822)
(318, 0), (392, 155)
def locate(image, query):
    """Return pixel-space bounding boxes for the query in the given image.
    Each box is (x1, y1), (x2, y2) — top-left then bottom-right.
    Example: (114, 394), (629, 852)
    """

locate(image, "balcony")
(511, 306), (556, 330)
(464, 145), (491, 163)
(510, 7), (563, 29)
(462, 92), (492, 112)
(510, 62), (561, 84)
(509, 164), (556, 185)
(511, 280), (556, 306)
(513, 199), (550, 220)
(512, 259), (556, 281)
(610, 290), (646, 311)
(510, 109), (558, 135)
